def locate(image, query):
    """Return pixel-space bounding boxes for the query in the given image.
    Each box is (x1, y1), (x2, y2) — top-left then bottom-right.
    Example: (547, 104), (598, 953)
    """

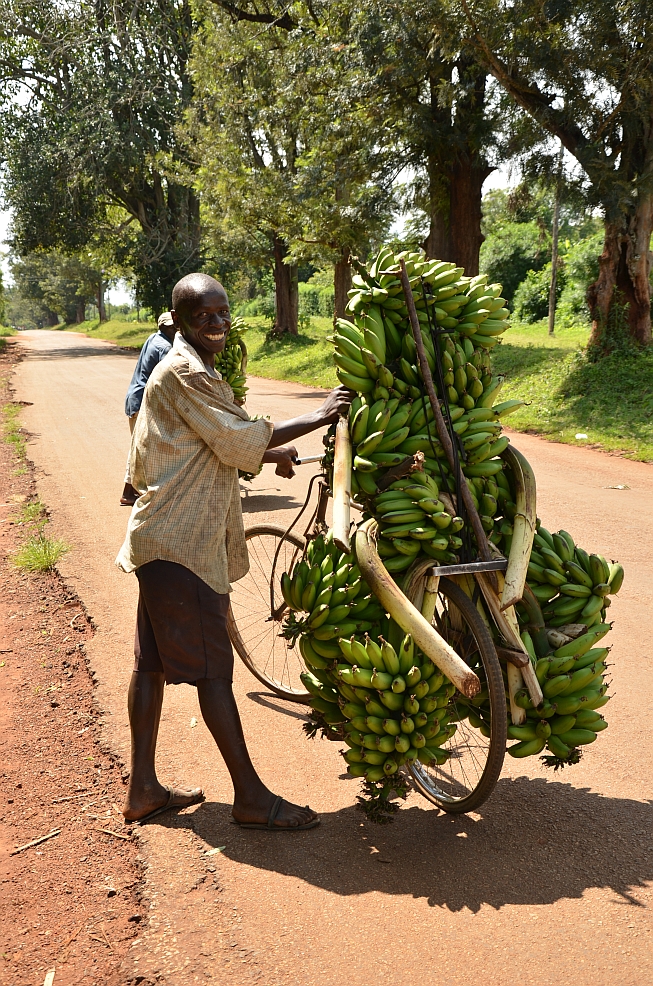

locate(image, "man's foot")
(120, 483), (139, 506)
(232, 792), (319, 831)
(123, 783), (204, 823)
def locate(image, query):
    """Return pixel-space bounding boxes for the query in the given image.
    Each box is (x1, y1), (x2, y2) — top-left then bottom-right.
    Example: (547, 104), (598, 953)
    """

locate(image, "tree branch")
(458, 0), (589, 161)
(203, 1), (297, 31)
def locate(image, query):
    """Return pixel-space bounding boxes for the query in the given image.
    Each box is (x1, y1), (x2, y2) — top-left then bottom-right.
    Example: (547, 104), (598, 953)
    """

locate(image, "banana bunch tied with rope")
(214, 314), (248, 403)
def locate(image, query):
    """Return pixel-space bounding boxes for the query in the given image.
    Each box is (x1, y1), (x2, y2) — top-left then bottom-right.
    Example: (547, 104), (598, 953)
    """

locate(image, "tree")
(188, 1), (394, 331)
(9, 251), (101, 325)
(0, 0), (201, 314)
(345, 1), (501, 274)
(457, 0), (653, 348)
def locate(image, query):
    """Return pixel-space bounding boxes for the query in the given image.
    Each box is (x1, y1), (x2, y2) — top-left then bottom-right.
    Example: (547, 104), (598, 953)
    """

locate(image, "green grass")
(0, 325), (16, 337)
(14, 498), (48, 526)
(12, 531), (70, 572)
(58, 311), (652, 461)
(61, 316), (157, 349)
(2, 403), (27, 460)
(493, 320), (653, 461)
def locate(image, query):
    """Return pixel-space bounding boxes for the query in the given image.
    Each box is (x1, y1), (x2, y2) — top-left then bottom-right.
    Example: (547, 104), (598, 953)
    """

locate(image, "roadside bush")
(513, 262), (565, 323)
(480, 221), (549, 304)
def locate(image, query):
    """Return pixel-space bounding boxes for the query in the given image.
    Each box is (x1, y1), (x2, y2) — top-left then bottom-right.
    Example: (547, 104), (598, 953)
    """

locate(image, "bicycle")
(228, 452), (534, 814)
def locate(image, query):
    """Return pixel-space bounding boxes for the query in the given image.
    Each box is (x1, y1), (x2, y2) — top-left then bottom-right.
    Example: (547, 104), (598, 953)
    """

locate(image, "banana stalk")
(355, 519), (481, 698)
(477, 572), (544, 707)
(507, 663), (527, 726)
(500, 445), (536, 611)
(333, 413), (352, 554)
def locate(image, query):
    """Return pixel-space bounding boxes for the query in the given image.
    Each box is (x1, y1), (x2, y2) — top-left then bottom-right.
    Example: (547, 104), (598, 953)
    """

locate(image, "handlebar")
(291, 454), (323, 466)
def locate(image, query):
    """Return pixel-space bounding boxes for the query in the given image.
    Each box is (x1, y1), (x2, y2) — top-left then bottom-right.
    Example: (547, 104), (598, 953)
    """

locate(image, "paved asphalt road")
(13, 329), (653, 985)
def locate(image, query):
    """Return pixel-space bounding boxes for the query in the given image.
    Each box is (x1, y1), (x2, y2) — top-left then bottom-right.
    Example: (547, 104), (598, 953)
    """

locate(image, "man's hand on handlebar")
(261, 445), (298, 479)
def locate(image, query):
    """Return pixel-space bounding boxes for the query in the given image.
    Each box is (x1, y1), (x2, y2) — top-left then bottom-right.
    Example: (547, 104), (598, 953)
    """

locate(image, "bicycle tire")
(228, 525), (311, 703)
(406, 576), (507, 813)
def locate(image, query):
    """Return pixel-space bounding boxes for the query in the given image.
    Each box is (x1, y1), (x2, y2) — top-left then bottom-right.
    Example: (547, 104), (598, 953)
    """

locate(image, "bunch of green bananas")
(280, 532), (385, 646)
(214, 315), (248, 402)
(291, 244), (624, 790)
(524, 526), (623, 629)
(300, 627), (457, 782)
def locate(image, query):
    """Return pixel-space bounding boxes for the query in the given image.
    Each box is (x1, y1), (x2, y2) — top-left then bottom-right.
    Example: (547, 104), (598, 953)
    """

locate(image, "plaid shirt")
(116, 333), (273, 593)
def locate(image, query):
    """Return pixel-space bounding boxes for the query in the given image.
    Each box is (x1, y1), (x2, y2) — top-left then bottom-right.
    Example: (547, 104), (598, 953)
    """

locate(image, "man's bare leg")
(196, 678), (317, 828)
(123, 671), (201, 821)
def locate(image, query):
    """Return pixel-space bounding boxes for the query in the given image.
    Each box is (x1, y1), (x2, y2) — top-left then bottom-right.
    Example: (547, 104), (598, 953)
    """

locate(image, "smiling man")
(116, 272), (351, 831)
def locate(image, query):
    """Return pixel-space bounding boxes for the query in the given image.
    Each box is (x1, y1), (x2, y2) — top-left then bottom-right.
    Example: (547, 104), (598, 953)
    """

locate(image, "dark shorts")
(134, 560), (234, 685)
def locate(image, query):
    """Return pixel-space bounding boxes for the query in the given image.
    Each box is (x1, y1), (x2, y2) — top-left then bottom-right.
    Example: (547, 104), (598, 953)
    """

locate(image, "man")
(120, 312), (176, 506)
(116, 272), (351, 831)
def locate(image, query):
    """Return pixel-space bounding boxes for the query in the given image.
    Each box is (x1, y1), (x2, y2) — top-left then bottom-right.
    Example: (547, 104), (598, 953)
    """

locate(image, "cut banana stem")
(355, 519), (481, 698)
(477, 573), (544, 707)
(333, 413), (352, 554)
(507, 663), (527, 725)
(420, 574), (441, 625)
(500, 445), (537, 611)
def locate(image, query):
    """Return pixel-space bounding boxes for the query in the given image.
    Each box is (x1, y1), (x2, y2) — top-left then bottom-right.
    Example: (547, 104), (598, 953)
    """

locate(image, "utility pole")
(548, 141), (564, 336)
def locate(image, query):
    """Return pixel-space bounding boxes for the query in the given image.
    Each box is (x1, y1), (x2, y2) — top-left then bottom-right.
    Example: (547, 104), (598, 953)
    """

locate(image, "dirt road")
(13, 329), (653, 985)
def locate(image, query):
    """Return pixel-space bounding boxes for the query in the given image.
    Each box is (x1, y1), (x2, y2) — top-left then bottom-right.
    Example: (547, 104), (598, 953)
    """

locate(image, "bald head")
(172, 273), (226, 316)
(170, 272), (232, 366)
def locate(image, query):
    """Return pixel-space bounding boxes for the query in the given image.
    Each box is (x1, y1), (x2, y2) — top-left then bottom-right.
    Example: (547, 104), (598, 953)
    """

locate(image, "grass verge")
(2, 402), (27, 464)
(60, 316), (156, 349)
(12, 531), (70, 572)
(53, 312), (652, 461)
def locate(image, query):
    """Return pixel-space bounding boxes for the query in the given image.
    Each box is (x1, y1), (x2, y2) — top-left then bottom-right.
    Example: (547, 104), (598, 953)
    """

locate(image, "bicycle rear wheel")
(406, 576), (507, 813)
(228, 525), (310, 703)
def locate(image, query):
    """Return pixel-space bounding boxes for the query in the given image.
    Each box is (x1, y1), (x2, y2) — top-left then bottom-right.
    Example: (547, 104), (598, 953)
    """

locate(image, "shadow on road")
(240, 491), (304, 513)
(161, 776), (652, 913)
(21, 343), (137, 361)
(245, 690), (311, 721)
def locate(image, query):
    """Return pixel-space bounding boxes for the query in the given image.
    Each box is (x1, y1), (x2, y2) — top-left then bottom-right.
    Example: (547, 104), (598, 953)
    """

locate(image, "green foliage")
(460, 0), (653, 341)
(8, 252), (101, 327)
(480, 222), (549, 303)
(513, 263), (565, 323)
(0, 0), (201, 313)
(12, 531), (70, 572)
(2, 402), (27, 460)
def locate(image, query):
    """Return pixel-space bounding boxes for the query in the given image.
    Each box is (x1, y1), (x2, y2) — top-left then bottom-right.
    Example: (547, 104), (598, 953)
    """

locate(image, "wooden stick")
(500, 445), (537, 610)
(355, 519), (480, 697)
(95, 827), (132, 840)
(477, 573), (544, 707)
(398, 260), (493, 563)
(11, 828), (61, 855)
(332, 413), (352, 554)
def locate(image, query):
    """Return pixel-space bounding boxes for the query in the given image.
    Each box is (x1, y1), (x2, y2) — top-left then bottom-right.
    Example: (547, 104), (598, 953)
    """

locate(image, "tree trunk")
(588, 195), (653, 349)
(75, 300), (85, 323)
(97, 277), (107, 322)
(422, 156), (452, 261)
(449, 157), (491, 276)
(272, 235), (298, 335)
(334, 247), (351, 322)
(548, 142), (564, 336)
(424, 158), (490, 273)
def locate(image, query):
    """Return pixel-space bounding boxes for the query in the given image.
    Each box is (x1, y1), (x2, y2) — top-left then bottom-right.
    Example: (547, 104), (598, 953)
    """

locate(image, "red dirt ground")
(0, 342), (144, 986)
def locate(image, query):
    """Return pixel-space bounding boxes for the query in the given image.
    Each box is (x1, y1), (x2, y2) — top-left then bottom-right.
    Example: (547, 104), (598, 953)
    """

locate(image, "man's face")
(173, 287), (231, 356)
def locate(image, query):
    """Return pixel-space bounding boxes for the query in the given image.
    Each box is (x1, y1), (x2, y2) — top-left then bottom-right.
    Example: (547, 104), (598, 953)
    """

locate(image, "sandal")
(233, 795), (320, 832)
(127, 786), (204, 825)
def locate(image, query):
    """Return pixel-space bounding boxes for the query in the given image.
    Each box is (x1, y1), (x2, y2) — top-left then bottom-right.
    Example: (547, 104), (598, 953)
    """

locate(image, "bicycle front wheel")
(228, 525), (310, 703)
(406, 576), (507, 813)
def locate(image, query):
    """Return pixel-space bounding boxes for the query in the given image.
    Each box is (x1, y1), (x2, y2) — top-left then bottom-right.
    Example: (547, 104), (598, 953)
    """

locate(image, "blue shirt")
(125, 329), (173, 416)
